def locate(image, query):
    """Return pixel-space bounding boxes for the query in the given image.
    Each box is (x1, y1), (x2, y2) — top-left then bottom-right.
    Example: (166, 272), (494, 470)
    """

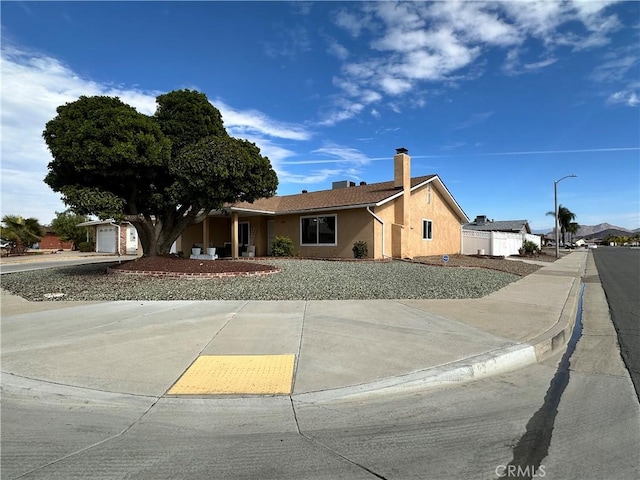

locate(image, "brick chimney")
(394, 147), (410, 189)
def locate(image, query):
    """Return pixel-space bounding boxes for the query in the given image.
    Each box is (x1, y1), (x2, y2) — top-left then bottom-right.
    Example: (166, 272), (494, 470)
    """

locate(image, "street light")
(554, 174), (577, 258)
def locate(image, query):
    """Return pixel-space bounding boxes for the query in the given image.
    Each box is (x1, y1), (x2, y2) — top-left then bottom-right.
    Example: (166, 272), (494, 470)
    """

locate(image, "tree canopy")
(51, 210), (91, 250)
(43, 90), (278, 256)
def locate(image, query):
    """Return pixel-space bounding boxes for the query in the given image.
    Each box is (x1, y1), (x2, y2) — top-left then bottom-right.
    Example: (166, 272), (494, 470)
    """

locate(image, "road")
(0, 255), (129, 274)
(592, 247), (640, 398)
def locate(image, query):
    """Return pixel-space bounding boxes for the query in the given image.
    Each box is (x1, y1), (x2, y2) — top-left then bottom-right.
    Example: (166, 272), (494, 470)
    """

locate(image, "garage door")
(96, 226), (117, 253)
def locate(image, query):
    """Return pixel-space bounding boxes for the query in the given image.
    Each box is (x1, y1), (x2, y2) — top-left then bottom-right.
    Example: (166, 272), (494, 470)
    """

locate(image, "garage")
(96, 226), (117, 253)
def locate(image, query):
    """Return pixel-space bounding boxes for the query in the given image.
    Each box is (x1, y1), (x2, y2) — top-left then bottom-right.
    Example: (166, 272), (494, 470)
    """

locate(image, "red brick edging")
(107, 267), (281, 279)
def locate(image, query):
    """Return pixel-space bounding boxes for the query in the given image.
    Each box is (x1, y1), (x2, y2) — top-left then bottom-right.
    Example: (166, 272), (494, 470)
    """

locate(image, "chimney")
(394, 147), (410, 189)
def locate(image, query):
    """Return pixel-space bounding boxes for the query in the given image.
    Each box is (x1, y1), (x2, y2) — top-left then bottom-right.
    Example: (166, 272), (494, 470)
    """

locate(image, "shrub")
(78, 241), (95, 252)
(522, 240), (538, 253)
(271, 235), (295, 257)
(352, 240), (368, 259)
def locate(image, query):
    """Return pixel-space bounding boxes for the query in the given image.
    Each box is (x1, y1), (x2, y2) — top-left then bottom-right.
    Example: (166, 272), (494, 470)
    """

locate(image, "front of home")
(177, 148), (470, 260)
(76, 220), (140, 255)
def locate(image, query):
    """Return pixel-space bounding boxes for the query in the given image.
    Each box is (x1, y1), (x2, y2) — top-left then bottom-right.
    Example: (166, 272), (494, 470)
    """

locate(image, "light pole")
(554, 174), (577, 258)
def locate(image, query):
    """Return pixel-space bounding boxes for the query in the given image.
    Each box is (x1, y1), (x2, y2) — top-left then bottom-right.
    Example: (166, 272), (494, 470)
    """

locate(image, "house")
(177, 148), (470, 260)
(37, 227), (74, 250)
(76, 220), (140, 255)
(464, 215), (532, 234)
(462, 215), (541, 256)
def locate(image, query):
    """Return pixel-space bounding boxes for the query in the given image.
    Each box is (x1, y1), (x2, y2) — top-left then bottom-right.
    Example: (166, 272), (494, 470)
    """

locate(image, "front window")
(301, 215), (337, 246)
(422, 219), (433, 240)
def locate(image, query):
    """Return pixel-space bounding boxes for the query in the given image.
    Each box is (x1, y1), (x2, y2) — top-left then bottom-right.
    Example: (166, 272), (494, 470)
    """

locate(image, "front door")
(239, 222), (250, 248)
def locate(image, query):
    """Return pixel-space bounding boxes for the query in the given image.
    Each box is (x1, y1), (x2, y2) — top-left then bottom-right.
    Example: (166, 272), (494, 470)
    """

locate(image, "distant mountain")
(580, 228), (634, 240)
(575, 223), (631, 237)
(541, 223), (634, 238)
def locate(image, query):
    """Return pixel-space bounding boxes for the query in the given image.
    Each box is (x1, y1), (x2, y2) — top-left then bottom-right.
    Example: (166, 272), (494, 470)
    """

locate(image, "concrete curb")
(293, 344), (538, 403)
(294, 252), (588, 404)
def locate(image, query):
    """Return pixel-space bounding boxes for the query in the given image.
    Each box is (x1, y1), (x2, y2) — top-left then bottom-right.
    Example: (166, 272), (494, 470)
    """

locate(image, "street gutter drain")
(168, 354), (295, 395)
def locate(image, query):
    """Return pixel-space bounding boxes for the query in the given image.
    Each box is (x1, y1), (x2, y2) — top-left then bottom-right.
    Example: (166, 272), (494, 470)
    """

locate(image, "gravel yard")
(0, 256), (542, 301)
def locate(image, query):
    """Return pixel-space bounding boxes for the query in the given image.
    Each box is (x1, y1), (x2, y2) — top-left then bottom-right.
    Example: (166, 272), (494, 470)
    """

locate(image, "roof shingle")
(231, 175), (436, 214)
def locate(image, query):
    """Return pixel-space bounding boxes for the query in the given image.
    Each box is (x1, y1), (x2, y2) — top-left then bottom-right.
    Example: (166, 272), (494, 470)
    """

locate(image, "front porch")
(177, 211), (275, 260)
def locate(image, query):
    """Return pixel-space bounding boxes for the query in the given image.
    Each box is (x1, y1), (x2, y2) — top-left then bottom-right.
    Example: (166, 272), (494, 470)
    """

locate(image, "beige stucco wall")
(368, 182), (463, 259)
(406, 183), (462, 257)
(272, 209), (374, 258)
(370, 201), (395, 259)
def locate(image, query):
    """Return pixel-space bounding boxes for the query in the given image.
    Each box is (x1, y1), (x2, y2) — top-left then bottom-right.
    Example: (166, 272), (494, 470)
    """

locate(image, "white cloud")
(333, 8), (367, 37)
(311, 144), (373, 166)
(503, 50), (558, 75)
(327, 39), (349, 60)
(0, 44), (318, 221)
(214, 100), (312, 141)
(452, 112), (494, 130)
(607, 90), (640, 107)
(0, 44), (160, 223)
(379, 76), (413, 95)
(323, 0), (627, 125)
(591, 54), (638, 83)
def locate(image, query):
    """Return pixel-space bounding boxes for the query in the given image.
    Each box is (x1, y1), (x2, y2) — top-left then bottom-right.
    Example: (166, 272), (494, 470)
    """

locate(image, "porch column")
(202, 217), (209, 249)
(231, 212), (239, 259)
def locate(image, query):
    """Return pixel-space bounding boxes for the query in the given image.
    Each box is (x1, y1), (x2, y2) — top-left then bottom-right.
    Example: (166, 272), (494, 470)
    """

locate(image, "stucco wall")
(406, 183), (462, 256)
(272, 208), (374, 258)
(371, 202), (395, 259)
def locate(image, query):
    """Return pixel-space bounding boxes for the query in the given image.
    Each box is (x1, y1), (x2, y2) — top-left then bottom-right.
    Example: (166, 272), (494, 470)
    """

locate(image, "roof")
(464, 219), (531, 233)
(76, 219), (132, 227)
(225, 175), (469, 222)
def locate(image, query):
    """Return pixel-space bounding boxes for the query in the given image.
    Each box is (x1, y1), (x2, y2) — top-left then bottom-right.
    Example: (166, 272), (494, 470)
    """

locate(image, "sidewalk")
(1, 251), (587, 403)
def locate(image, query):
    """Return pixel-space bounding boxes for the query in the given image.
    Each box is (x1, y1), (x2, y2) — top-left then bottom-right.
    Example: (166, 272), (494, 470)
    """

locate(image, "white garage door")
(96, 226), (117, 253)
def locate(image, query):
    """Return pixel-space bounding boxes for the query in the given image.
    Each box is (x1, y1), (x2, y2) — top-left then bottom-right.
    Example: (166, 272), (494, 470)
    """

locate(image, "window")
(422, 219), (433, 240)
(301, 215), (337, 246)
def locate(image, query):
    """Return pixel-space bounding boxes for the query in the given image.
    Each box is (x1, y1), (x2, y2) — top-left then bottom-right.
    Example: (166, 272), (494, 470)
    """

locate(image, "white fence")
(462, 230), (541, 257)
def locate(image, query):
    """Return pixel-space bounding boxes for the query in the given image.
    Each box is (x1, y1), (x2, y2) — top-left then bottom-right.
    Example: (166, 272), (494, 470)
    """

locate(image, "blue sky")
(2, 1), (639, 232)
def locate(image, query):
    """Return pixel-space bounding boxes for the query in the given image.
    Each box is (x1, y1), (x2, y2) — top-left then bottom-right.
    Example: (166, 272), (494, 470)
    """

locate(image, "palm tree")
(567, 222), (580, 243)
(1, 215), (44, 254)
(546, 205), (577, 245)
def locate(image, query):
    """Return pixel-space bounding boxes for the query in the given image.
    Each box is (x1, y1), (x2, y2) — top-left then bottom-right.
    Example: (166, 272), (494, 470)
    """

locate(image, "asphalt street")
(592, 247), (640, 398)
(0, 255), (131, 274)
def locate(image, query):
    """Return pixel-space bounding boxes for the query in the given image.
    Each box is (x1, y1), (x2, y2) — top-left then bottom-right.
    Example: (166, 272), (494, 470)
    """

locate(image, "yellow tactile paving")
(168, 354), (296, 395)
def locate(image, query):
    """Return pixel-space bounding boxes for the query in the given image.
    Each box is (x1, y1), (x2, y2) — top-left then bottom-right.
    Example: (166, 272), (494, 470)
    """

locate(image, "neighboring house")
(38, 227), (74, 250)
(76, 220), (140, 255)
(464, 215), (532, 235)
(462, 215), (541, 256)
(177, 148), (470, 259)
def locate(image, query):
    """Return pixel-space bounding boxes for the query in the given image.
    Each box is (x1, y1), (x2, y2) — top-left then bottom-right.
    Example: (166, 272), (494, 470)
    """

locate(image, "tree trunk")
(128, 210), (206, 257)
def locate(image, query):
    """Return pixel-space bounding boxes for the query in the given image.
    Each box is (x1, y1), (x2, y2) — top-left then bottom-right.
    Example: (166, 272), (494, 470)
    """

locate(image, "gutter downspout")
(367, 206), (386, 259)
(110, 222), (121, 257)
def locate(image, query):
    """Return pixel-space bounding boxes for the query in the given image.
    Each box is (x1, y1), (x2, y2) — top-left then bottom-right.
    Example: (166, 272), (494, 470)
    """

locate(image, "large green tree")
(43, 90), (278, 256)
(546, 204), (577, 244)
(51, 210), (91, 250)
